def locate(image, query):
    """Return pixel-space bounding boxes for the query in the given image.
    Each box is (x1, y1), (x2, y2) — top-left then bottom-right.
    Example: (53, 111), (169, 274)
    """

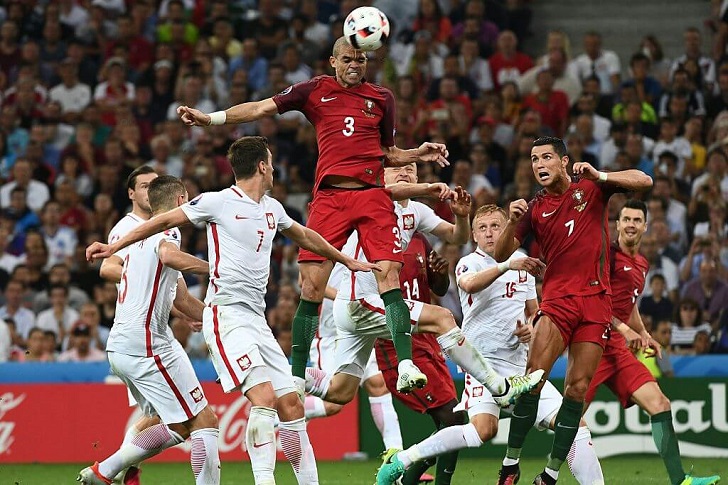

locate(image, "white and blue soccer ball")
(343, 6), (390, 51)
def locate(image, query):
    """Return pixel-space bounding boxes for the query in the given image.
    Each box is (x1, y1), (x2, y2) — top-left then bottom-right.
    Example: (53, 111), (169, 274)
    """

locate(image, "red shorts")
(539, 292), (612, 349)
(584, 341), (655, 408)
(298, 187), (402, 264)
(378, 339), (457, 414)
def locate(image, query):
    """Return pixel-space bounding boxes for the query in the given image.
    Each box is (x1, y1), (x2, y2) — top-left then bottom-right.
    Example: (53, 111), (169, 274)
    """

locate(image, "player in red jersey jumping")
(584, 199), (720, 485)
(375, 232), (466, 485)
(177, 36), (450, 396)
(494, 136), (653, 485)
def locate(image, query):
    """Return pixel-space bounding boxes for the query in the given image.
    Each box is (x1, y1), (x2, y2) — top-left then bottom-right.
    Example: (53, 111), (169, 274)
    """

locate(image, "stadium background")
(0, 0), (726, 478)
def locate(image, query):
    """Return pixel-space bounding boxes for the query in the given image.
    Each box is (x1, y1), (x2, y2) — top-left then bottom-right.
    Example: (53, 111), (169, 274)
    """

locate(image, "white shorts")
(455, 359), (561, 431)
(332, 295), (424, 379)
(311, 332), (381, 385)
(108, 348), (207, 425)
(126, 338), (187, 407)
(203, 304), (295, 397)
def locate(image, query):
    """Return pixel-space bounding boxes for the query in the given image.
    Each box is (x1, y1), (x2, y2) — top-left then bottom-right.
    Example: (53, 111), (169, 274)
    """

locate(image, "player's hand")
(508, 257), (546, 277)
(185, 320), (203, 332)
(572, 162), (600, 181)
(343, 257), (381, 273)
(426, 182), (454, 200)
(450, 186), (472, 217)
(508, 199), (528, 223)
(86, 241), (114, 261)
(428, 250), (449, 276)
(417, 142), (450, 167)
(644, 337), (663, 359)
(621, 326), (644, 353)
(177, 105), (211, 126)
(513, 319), (533, 343)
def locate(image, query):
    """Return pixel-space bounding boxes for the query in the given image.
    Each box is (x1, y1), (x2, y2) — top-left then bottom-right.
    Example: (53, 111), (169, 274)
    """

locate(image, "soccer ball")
(343, 6), (390, 51)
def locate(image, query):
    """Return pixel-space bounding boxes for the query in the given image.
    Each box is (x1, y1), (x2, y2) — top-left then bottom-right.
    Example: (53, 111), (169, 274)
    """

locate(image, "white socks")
(437, 327), (506, 395)
(369, 394), (403, 450)
(246, 406), (277, 484)
(279, 417), (319, 484)
(567, 427), (604, 485)
(399, 422), (482, 469)
(304, 395), (328, 420)
(190, 428), (220, 485)
(98, 424), (184, 479)
(305, 367), (332, 399)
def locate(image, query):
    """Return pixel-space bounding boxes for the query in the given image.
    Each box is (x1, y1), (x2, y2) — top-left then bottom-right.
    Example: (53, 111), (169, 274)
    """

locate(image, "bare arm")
(99, 255), (123, 283)
(525, 298), (539, 321)
(173, 277), (205, 322)
(158, 241), (209, 275)
(494, 199), (528, 262)
(86, 208), (191, 260)
(429, 187), (472, 244)
(382, 142), (450, 168)
(386, 182), (453, 202)
(426, 250), (450, 297)
(280, 222), (379, 272)
(458, 256), (545, 294)
(177, 98), (279, 126)
(572, 162), (653, 192)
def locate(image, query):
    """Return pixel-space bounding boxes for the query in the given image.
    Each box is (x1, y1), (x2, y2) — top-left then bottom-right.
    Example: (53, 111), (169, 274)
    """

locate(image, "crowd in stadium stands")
(0, 0), (726, 366)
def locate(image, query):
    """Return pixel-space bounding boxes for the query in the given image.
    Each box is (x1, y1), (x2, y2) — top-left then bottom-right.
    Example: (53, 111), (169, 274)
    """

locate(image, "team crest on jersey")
(456, 264), (467, 276)
(163, 229), (178, 239)
(189, 195), (202, 206)
(472, 386), (484, 397)
(266, 212), (275, 230)
(572, 189), (587, 212)
(362, 99), (376, 117)
(190, 387), (204, 403)
(518, 270), (527, 283)
(402, 214), (415, 230)
(406, 300), (416, 311)
(237, 354), (252, 371)
(279, 85), (293, 96)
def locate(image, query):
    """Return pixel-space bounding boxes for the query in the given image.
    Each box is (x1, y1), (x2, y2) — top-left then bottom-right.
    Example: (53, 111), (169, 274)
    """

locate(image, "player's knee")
(363, 375), (387, 396)
(434, 307), (457, 333)
(472, 415), (498, 443)
(168, 422), (190, 440)
(648, 392), (672, 415)
(324, 401), (344, 416)
(277, 392), (304, 421)
(564, 379), (590, 401)
(197, 406), (219, 429)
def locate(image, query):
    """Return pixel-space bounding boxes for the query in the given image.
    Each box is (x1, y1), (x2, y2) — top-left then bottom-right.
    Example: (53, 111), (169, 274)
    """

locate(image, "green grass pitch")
(2, 457), (725, 484)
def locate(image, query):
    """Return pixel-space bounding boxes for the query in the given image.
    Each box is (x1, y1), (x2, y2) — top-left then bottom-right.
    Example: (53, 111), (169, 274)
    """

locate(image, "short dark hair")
(533, 136), (567, 158)
(227, 136), (270, 180)
(126, 165), (157, 191)
(49, 283), (68, 296)
(619, 199), (647, 219)
(148, 175), (185, 213)
(630, 52), (650, 66)
(28, 327), (44, 339)
(650, 273), (666, 284)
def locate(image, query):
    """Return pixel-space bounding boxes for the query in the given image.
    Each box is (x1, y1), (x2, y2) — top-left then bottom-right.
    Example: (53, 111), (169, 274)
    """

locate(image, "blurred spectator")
(681, 259), (728, 323)
(624, 133), (654, 177)
(57, 322), (106, 362)
(427, 53), (480, 101)
(519, 48), (581, 105)
(641, 233), (680, 302)
(412, 0), (452, 46)
(55, 154), (93, 199)
(570, 31), (621, 95)
(693, 203), (727, 240)
(638, 35), (671, 87)
(19, 327), (53, 362)
(0, 20), (20, 80)
(639, 274), (675, 324)
(691, 330), (711, 355)
(652, 118), (692, 176)
(657, 68), (706, 119)
(0, 317), (9, 362)
(156, 0), (197, 45)
(40, 200), (77, 268)
(425, 76), (473, 146)
(107, 14), (154, 76)
(42, 329), (58, 359)
(146, 134), (183, 177)
(691, 147), (728, 199)
(640, 319), (674, 377)
(245, 0), (288, 61)
(651, 175), (688, 248)
(35, 284), (79, 344)
(450, 0), (499, 55)
(570, 92), (611, 143)
(521, 69), (569, 137)
(449, 159), (496, 208)
(0, 223), (23, 275)
(488, 30), (533, 91)
(611, 84), (658, 126)
(671, 297), (712, 353)
(670, 26), (715, 94)
(623, 52), (662, 106)
(0, 158), (50, 212)
(166, 73), (215, 121)
(280, 44), (312, 85)
(32, 263), (89, 313)
(229, 38), (268, 92)
(0, 279), (34, 341)
(49, 58), (91, 123)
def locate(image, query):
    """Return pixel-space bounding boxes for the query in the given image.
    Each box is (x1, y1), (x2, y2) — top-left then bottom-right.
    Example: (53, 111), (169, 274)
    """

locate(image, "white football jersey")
(108, 213), (147, 261)
(337, 200), (445, 300)
(455, 249), (536, 364)
(180, 186), (294, 315)
(319, 263), (346, 338)
(107, 228), (182, 357)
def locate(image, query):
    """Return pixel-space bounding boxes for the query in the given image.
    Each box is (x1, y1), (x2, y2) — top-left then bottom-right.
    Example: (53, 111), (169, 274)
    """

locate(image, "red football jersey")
(375, 233), (442, 371)
(272, 75), (395, 192)
(515, 177), (619, 301)
(608, 243), (649, 349)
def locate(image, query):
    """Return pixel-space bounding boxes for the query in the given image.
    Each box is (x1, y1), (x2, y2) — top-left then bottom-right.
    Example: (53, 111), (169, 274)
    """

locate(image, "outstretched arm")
(177, 98), (279, 126)
(386, 182), (454, 202)
(382, 142), (450, 168)
(86, 208), (192, 260)
(494, 199), (528, 262)
(458, 256), (545, 294)
(280, 222), (380, 273)
(572, 162), (653, 192)
(429, 187), (472, 244)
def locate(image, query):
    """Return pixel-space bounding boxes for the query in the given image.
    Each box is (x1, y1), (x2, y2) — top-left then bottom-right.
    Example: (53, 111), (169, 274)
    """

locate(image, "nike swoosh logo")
(556, 423), (577, 430)
(253, 441), (272, 448)
(542, 210), (557, 217)
(321, 96), (337, 102)
(235, 215), (249, 220)
(623, 266), (632, 271)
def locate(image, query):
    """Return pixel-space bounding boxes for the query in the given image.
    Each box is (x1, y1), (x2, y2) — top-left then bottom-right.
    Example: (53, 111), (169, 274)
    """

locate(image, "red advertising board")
(0, 383), (358, 463)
